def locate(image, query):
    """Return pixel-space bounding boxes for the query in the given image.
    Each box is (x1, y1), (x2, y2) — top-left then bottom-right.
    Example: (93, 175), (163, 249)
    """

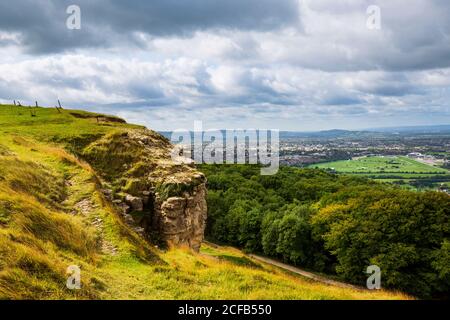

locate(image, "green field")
(309, 156), (450, 190)
(310, 156), (448, 175)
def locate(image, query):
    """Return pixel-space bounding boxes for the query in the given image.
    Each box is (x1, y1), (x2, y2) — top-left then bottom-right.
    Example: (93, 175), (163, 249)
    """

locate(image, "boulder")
(125, 194), (144, 212)
(115, 202), (130, 215)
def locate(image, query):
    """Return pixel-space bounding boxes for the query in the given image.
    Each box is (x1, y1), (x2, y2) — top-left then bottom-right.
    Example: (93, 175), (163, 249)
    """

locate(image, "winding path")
(203, 241), (365, 290)
(248, 254), (365, 291)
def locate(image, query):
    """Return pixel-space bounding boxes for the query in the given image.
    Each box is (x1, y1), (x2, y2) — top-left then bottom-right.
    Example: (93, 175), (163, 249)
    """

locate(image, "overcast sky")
(1, 0), (449, 131)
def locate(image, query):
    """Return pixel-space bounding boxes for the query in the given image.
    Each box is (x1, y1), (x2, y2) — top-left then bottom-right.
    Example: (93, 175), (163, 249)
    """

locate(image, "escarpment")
(80, 127), (207, 251)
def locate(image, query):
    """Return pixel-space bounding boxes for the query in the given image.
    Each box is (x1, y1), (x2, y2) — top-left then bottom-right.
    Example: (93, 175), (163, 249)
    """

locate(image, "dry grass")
(96, 244), (411, 300)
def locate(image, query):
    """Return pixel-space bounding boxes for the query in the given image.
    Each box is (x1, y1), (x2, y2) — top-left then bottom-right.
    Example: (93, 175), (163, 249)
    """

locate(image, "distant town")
(278, 126), (450, 192)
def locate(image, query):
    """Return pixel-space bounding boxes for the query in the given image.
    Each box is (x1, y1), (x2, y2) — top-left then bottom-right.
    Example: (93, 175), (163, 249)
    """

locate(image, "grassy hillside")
(0, 105), (408, 299)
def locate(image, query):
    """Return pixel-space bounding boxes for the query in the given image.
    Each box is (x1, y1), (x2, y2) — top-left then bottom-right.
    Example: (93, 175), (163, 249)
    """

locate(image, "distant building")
(407, 152), (423, 158)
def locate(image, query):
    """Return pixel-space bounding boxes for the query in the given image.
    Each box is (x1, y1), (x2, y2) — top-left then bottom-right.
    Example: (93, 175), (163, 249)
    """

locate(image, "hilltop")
(0, 104), (408, 299)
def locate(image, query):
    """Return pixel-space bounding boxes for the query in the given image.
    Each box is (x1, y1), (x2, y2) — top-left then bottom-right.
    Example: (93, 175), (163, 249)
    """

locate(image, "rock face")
(83, 128), (207, 251)
(155, 183), (207, 251)
(119, 179), (207, 251)
(125, 194), (144, 212)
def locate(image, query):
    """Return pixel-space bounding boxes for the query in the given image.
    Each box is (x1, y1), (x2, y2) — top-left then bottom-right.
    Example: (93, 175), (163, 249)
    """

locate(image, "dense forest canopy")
(199, 165), (450, 298)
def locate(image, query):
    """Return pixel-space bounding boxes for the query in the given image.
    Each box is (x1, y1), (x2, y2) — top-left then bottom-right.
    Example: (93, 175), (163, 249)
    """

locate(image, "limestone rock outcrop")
(155, 182), (207, 251)
(83, 128), (207, 251)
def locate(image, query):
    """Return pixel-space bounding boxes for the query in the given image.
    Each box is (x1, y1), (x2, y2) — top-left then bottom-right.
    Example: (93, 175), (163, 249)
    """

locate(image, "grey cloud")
(365, 84), (425, 97)
(93, 98), (181, 111)
(2, 0), (450, 74)
(127, 83), (165, 100)
(0, 80), (25, 100)
(0, 1), (109, 53)
(272, 0), (450, 72)
(322, 95), (364, 106)
(94, 0), (299, 35)
(352, 73), (426, 97)
(0, 0), (299, 54)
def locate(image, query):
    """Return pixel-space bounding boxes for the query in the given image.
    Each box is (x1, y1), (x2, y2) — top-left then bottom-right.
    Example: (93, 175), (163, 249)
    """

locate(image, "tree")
(312, 189), (450, 298)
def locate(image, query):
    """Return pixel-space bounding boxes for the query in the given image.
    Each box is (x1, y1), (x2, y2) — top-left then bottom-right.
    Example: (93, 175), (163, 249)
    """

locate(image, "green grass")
(310, 156), (448, 175)
(0, 105), (411, 300)
(309, 156), (450, 190)
(0, 105), (147, 166)
(96, 244), (411, 300)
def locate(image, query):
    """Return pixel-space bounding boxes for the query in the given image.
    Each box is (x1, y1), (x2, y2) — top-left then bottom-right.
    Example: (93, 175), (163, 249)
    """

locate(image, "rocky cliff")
(80, 125), (207, 251)
(155, 182), (207, 251)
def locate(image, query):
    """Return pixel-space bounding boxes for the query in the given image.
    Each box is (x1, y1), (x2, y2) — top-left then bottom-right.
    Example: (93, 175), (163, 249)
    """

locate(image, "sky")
(0, 0), (449, 131)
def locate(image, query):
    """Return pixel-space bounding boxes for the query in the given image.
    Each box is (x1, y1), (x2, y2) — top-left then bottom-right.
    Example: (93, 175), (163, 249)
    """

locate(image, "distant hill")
(365, 125), (450, 134)
(160, 129), (371, 140)
(280, 129), (367, 139)
(160, 125), (450, 140)
(281, 125), (450, 138)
